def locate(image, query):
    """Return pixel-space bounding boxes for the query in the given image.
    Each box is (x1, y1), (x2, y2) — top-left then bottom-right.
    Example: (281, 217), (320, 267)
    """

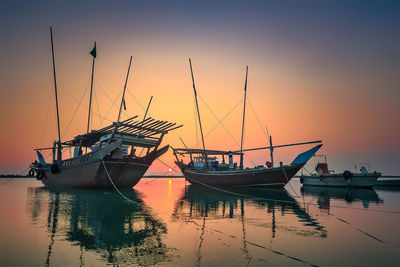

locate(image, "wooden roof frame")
(63, 115), (183, 147)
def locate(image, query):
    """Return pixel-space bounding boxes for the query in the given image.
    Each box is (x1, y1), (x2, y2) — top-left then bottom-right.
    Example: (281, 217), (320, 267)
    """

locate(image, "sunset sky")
(0, 0), (399, 175)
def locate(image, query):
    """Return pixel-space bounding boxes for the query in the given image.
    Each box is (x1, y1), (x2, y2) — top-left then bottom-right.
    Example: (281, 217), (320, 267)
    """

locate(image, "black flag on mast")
(90, 42), (96, 58)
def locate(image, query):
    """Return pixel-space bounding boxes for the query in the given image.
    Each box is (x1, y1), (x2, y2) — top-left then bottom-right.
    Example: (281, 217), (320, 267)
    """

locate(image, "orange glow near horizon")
(1, 50), (399, 174)
(1, 2), (399, 174)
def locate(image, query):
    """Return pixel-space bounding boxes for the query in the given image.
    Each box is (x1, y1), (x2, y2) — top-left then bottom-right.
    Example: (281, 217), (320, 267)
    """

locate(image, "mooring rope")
(182, 174), (400, 251)
(281, 164), (303, 200)
(182, 175), (400, 214)
(98, 145), (140, 205)
(188, 215), (319, 266)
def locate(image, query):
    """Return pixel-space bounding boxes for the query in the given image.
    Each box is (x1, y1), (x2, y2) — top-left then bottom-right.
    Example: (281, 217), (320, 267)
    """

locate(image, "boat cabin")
(173, 148), (243, 170)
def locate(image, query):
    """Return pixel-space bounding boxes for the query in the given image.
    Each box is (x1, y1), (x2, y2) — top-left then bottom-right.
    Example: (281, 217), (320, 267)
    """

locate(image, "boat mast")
(267, 125), (274, 167)
(239, 66), (248, 170)
(86, 41), (96, 134)
(269, 135), (274, 167)
(138, 96), (153, 136)
(50, 27), (62, 162)
(189, 58), (208, 165)
(234, 140), (322, 153)
(108, 56), (132, 143)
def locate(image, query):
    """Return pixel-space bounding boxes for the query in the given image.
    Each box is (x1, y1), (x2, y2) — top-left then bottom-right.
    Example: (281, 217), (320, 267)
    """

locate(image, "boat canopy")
(63, 116), (183, 148)
(173, 148), (243, 156)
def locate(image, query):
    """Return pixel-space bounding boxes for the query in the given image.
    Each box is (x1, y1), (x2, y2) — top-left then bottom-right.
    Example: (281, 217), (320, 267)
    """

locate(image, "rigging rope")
(94, 79), (130, 121)
(93, 83), (102, 130)
(197, 94), (257, 167)
(195, 97), (243, 147)
(247, 97), (269, 142)
(98, 90), (123, 127)
(194, 97), (198, 148)
(41, 91), (53, 147)
(61, 82), (90, 139)
(63, 85), (113, 123)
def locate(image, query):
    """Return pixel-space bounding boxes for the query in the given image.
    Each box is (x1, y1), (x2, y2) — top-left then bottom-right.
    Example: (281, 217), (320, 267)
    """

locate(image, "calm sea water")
(1, 178), (400, 266)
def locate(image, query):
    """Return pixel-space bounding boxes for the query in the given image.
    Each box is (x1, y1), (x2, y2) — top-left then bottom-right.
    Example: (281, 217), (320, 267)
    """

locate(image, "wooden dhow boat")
(172, 59), (322, 188)
(29, 28), (182, 189)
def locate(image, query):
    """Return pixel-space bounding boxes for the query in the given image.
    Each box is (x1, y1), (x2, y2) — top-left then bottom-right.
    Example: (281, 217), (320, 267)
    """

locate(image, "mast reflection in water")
(26, 187), (175, 266)
(173, 185), (327, 239)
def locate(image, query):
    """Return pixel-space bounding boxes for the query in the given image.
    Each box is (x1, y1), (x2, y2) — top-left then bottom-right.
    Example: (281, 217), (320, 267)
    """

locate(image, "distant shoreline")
(0, 175), (184, 178)
(143, 175), (184, 178)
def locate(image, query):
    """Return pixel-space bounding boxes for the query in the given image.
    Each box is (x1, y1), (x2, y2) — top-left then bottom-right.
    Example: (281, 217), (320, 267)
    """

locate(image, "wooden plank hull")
(32, 143), (170, 189)
(41, 159), (150, 189)
(181, 164), (303, 188)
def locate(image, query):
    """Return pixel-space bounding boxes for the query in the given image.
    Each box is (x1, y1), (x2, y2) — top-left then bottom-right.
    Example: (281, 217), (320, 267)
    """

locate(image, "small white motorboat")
(300, 156), (381, 188)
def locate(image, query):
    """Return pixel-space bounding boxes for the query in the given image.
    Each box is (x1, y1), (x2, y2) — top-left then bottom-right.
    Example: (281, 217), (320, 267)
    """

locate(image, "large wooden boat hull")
(300, 173), (380, 188)
(181, 164), (303, 188)
(34, 143), (170, 189)
(41, 159), (150, 189)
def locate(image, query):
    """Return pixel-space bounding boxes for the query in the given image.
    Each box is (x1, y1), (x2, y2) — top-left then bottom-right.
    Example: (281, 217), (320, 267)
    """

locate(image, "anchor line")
(184, 174), (398, 251)
(98, 146), (140, 205)
(187, 210), (318, 266)
(182, 175), (400, 214)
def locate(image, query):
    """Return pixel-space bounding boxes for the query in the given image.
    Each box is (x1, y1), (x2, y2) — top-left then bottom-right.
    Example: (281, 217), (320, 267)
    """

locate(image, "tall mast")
(138, 95), (153, 136)
(117, 56), (132, 123)
(189, 58), (207, 164)
(266, 125), (274, 167)
(86, 41), (96, 134)
(239, 66), (248, 170)
(50, 27), (62, 162)
(108, 56), (132, 143)
(269, 135), (274, 167)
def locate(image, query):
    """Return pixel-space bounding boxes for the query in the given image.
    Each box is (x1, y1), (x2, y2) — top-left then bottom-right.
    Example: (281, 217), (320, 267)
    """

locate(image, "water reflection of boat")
(27, 187), (174, 266)
(173, 185), (327, 238)
(376, 176), (400, 186)
(300, 186), (383, 210)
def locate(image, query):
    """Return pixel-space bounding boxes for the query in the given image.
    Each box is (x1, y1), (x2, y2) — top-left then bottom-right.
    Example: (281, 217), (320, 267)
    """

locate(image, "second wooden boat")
(173, 59), (322, 188)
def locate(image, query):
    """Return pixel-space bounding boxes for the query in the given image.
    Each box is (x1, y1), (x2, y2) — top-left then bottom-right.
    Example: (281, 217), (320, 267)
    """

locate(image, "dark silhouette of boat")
(29, 28), (182, 189)
(26, 187), (175, 266)
(173, 59), (322, 187)
(172, 184), (327, 238)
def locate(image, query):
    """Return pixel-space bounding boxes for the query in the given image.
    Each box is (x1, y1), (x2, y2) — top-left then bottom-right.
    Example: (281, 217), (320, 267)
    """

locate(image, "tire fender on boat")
(343, 170), (352, 185)
(300, 176), (304, 184)
(28, 169), (35, 177)
(319, 175), (325, 182)
(36, 172), (44, 180)
(50, 164), (60, 174)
